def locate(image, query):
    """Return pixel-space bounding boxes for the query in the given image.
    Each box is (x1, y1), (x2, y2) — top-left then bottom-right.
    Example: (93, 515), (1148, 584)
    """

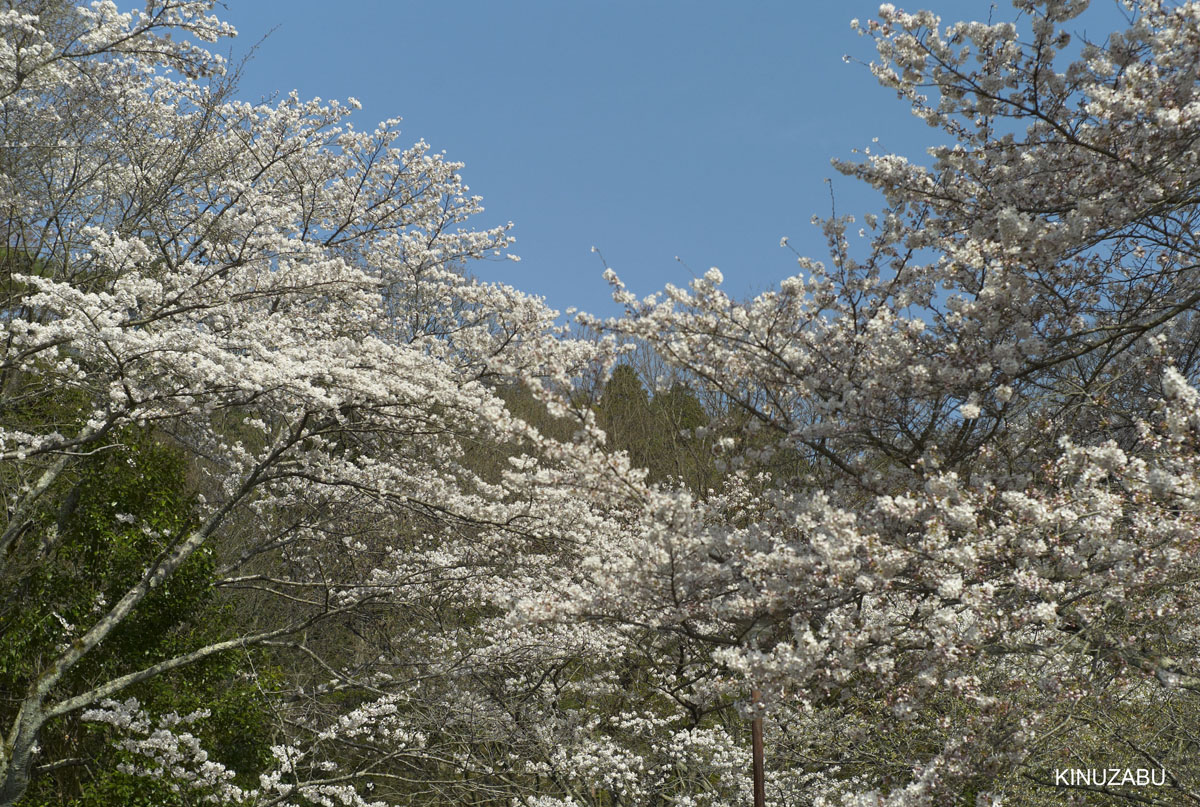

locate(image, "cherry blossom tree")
(0, 2), (605, 805)
(538, 0), (1200, 803)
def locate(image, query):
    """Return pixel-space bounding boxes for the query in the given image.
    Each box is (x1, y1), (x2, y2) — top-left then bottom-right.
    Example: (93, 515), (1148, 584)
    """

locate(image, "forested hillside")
(5, 2), (1200, 805)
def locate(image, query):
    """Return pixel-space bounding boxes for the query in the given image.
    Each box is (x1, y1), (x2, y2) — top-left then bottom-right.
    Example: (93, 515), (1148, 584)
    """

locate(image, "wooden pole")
(751, 688), (765, 807)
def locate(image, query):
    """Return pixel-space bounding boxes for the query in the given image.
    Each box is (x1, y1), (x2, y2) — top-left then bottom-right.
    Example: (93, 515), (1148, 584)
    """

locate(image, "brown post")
(751, 688), (765, 807)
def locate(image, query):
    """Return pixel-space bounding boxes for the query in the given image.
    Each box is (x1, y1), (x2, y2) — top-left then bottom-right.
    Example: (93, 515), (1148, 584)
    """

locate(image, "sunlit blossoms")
(0, 1), (598, 805)
(561, 0), (1200, 802)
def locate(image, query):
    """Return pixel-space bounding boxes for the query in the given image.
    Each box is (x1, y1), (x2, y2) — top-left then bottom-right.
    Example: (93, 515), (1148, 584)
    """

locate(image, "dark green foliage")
(1, 432), (276, 806)
(596, 364), (719, 493)
(0, 248), (53, 323)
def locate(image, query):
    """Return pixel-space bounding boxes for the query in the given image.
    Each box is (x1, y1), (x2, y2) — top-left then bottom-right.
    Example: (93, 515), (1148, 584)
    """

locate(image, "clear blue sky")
(216, 1), (1125, 318)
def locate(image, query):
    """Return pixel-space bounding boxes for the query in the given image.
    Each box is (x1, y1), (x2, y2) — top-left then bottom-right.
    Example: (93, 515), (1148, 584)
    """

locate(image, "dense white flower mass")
(0, 1), (602, 804)
(4, 1), (1200, 806)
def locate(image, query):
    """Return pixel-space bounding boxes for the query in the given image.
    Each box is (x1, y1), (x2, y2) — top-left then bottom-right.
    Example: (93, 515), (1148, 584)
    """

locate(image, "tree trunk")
(751, 688), (765, 807)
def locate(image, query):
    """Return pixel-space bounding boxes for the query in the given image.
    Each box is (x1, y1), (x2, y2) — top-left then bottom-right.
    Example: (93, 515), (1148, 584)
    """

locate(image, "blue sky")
(217, 1), (1124, 318)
